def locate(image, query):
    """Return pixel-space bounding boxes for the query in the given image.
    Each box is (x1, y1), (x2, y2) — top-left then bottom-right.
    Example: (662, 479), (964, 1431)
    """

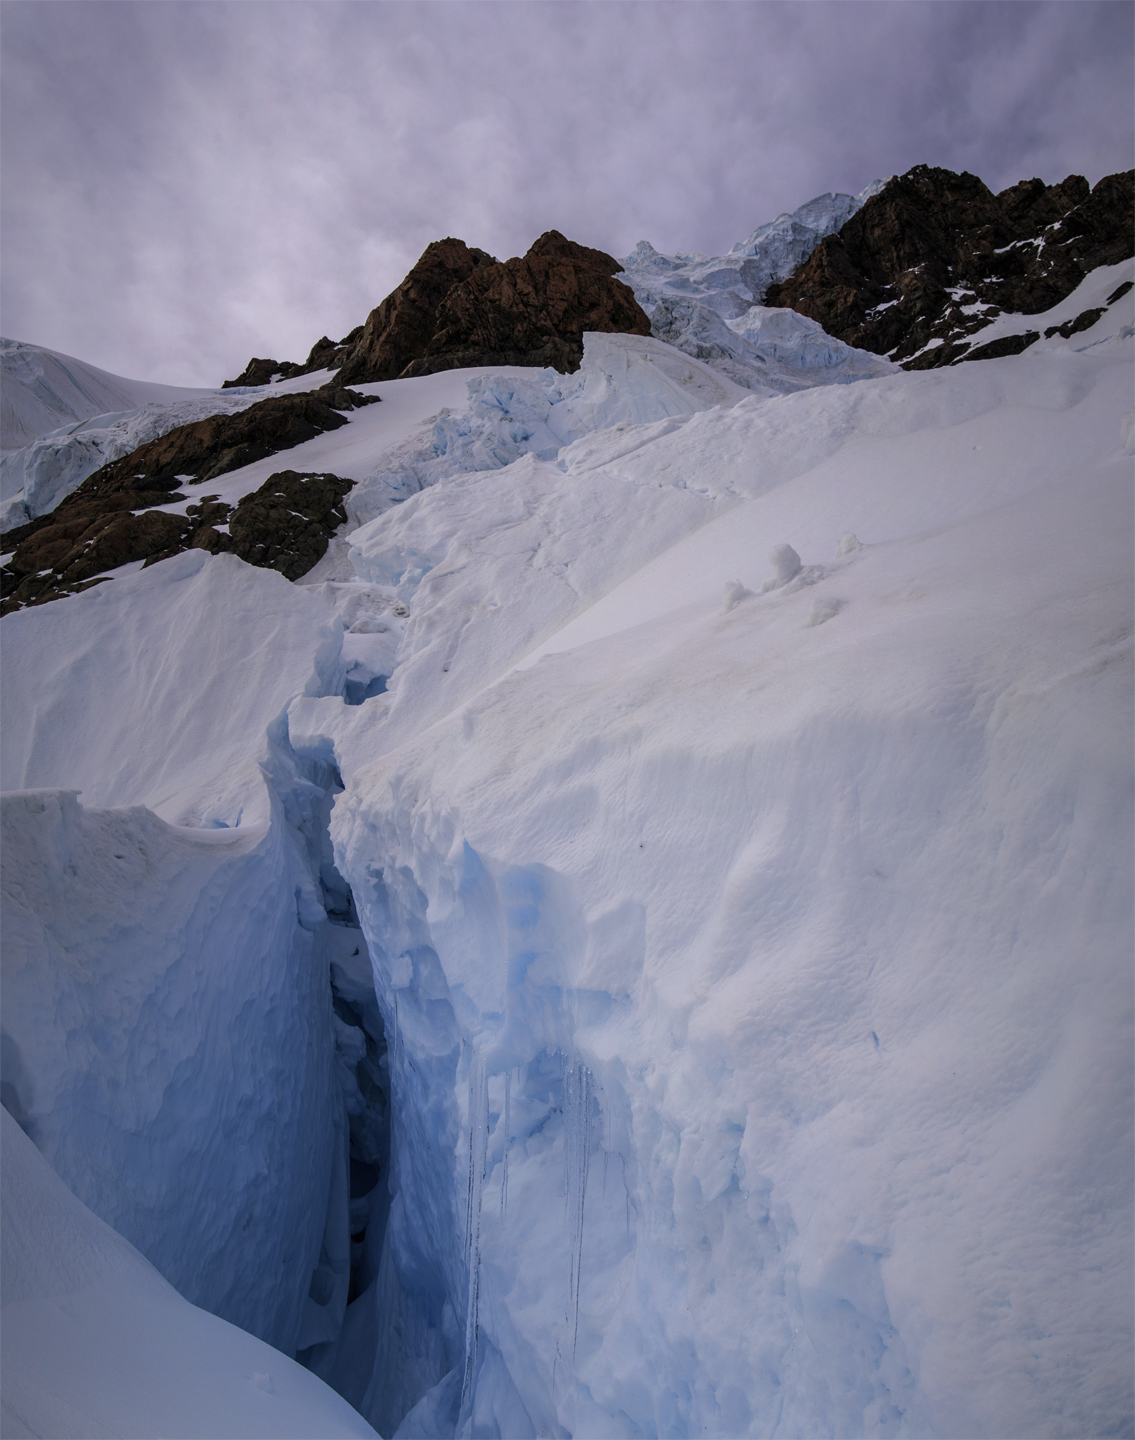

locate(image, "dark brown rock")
(764, 165), (1135, 367)
(61, 510), (195, 582)
(222, 327), (366, 388)
(226, 470), (354, 580)
(1044, 307), (1106, 340)
(404, 231), (651, 377)
(959, 331), (1041, 363)
(222, 357), (285, 388)
(335, 239), (498, 385)
(74, 382), (376, 500)
(225, 230), (650, 391)
(0, 385), (373, 612)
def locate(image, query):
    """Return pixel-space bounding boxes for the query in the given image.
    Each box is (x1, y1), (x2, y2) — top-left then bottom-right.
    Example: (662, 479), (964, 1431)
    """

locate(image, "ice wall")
(0, 780), (339, 1353)
(0, 554), (360, 1359)
(296, 347), (1133, 1437)
(1, 1106), (378, 1439)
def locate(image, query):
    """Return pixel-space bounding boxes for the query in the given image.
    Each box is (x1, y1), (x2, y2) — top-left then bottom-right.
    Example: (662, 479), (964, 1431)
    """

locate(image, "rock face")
(73, 381), (373, 497)
(223, 328), (365, 388)
(401, 230), (652, 377)
(335, 238), (498, 385)
(257, 231), (651, 388)
(764, 165), (1135, 367)
(1, 382), (375, 612)
(224, 469), (354, 580)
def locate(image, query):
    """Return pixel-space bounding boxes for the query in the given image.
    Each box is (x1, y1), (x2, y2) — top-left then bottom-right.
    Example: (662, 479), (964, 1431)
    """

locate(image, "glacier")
(616, 181), (892, 391)
(1, 256), (1132, 1439)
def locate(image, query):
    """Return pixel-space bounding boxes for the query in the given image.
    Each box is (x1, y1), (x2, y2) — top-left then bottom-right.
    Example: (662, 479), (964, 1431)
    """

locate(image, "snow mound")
(1, 1108), (377, 1438)
(0, 549), (345, 827)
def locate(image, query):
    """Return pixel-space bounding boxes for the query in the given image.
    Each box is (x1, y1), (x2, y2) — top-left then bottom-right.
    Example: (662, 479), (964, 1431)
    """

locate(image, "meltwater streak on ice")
(562, 1060), (593, 1362)
(500, 1068), (512, 1219)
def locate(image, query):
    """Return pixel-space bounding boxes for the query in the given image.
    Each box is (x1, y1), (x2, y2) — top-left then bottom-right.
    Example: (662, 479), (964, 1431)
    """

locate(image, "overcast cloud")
(2, 0), (1131, 386)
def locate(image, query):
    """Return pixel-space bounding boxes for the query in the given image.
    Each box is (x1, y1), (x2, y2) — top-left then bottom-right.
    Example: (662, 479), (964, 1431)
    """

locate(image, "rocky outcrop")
(1, 382), (375, 612)
(764, 166), (1135, 367)
(401, 231), (652, 376)
(71, 381), (375, 499)
(271, 231), (651, 388)
(335, 238), (498, 385)
(224, 470), (354, 580)
(223, 328), (365, 388)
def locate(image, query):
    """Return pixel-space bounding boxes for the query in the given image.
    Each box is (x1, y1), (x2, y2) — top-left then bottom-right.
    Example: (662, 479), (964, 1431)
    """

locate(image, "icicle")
(563, 1057), (592, 1361)
(461, 1051), (489, 1410)
(500, 1067), (512, 1218)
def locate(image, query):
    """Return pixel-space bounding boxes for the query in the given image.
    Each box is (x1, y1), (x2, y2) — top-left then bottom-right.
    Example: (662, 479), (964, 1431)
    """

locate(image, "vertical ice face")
(0, 781), (340, 1356)
(321, 789), (646, 1435)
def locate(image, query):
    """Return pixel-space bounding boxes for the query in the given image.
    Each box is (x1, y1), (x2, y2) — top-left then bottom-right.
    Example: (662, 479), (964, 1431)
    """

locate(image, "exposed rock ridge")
(226, 231), (652, 387)
(1, 382), (375, 612)
(335, 237), (498, 385)
(400, 230), (651, 377)
(223, 328), (365, 388)
(763, 165), (1135, 367)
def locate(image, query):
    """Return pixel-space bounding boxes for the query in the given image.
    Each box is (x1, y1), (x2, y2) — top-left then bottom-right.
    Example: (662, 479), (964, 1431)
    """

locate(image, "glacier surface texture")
(1, 258), (1133, 1439)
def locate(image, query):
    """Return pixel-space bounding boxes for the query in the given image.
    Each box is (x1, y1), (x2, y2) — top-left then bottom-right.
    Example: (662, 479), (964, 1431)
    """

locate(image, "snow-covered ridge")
(0, 337), (222, 451)
(0, 391), (267, 531)
(0, 340), (344, 532)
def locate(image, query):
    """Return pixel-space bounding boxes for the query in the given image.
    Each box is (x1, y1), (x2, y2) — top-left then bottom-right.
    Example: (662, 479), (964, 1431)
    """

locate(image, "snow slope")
(0, 559), (352, 1362)
(1, 280), (1131, 1437)
(1, 1108), (377, 1439)
(310, 342), (1134, 1438)
(0, 336), (228, 450)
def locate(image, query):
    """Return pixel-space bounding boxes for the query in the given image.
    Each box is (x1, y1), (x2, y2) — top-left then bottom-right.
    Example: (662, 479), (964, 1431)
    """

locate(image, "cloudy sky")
(3, 0), (1132, 386)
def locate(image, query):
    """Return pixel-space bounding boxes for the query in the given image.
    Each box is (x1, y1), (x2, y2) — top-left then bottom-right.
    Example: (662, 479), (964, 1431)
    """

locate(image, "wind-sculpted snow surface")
(344, 332), (749, 529)
(302, 347), (1133, 1437)
(0, 550), (345, 825)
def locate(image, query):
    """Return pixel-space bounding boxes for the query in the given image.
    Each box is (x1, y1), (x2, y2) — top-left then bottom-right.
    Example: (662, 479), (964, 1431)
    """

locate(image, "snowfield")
(1, 263), (1132, 1439)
